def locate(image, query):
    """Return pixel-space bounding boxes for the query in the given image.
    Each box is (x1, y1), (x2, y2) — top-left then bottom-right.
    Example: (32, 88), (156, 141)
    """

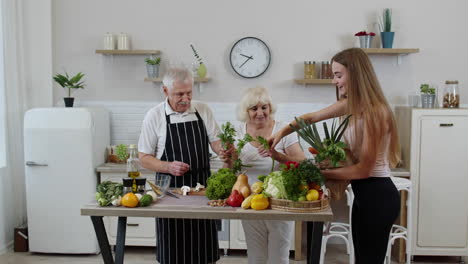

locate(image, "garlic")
(111, 196), (122, 206)
(195, 182), (205, 192)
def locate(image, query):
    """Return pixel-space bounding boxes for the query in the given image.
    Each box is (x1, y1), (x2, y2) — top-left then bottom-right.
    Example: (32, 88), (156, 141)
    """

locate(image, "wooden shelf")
(144, 77), (211, 83)
(294, 79), (333, 85)
(361, 48), (419, 55)
(96, 50), (161, 55)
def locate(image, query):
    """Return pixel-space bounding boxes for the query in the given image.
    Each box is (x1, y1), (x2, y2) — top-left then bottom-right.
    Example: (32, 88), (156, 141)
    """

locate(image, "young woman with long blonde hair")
(269, 48), (401, 263)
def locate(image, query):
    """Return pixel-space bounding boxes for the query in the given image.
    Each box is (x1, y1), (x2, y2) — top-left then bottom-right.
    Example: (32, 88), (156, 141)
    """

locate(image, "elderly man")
(138, 67), (225, 264)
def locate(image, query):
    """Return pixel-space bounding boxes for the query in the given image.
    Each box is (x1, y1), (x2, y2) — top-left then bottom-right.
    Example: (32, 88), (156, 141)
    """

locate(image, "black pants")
(351, 177), (400, 264)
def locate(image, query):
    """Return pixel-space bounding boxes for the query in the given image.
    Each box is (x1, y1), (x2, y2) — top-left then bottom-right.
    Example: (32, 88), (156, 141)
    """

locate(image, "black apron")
(155, 108), (219, 264)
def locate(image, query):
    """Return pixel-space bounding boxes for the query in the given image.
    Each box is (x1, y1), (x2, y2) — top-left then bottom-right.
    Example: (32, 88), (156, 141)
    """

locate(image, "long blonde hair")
(331, 48), (400, 167)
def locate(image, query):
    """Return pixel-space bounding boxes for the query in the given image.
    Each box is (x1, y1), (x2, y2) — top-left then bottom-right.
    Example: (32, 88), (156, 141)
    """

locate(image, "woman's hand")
(257, 145), (272, 158)
(219, 144), (235, 162)
(267, 131), (284, 150)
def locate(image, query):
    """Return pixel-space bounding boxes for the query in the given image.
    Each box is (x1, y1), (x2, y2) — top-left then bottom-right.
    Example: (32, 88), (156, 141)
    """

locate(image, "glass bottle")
(126, 144), (141, 193)
(303, 61), (309, 79)
(443, 80), (460, 108)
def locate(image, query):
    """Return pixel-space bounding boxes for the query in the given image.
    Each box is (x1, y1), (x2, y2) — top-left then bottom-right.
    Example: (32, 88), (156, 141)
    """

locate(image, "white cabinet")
(395, 107), (468, 257)
(99, 171), (156, 246)
(229, 219), (295, 250)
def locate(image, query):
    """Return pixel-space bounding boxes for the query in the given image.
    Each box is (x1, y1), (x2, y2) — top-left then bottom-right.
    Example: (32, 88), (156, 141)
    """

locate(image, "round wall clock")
(229, 37), (271, 78)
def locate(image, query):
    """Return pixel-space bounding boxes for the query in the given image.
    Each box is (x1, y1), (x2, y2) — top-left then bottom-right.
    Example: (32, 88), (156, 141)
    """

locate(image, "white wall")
(50, 0), (467, 106)
(2, 0), (467, 253)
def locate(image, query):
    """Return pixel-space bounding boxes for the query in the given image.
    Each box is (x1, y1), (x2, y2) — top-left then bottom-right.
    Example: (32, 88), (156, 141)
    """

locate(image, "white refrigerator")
(24, 107), (110, 254)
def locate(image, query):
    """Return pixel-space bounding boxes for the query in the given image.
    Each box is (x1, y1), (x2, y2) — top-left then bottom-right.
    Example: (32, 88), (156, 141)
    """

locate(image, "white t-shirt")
(235, 121), (298, 185)
(138, 99), (220, 158)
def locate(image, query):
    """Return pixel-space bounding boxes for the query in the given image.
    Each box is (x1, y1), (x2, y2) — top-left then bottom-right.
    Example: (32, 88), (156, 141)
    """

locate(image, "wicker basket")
(270, 196), (330, 213)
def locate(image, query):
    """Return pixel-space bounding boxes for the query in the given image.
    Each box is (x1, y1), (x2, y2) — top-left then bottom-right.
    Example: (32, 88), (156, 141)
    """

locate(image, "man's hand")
(167, 161), (190, 176)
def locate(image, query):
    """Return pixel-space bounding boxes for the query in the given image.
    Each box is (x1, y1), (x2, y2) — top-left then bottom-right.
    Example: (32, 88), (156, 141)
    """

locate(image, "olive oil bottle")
(126, 144), (140, 192)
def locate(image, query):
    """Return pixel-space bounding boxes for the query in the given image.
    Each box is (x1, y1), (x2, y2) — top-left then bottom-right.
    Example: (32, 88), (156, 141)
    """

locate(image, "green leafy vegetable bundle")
(291, 115), (351, 168)
(95, 181), (123, 206)
(205, 168), (238, 200)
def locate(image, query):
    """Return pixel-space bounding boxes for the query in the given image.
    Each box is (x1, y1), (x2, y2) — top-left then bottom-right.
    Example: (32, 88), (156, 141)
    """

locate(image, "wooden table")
(81, 195), (333, 264)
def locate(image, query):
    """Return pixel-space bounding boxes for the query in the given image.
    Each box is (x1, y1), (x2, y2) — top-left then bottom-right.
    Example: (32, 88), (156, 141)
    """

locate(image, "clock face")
(229, 37), (271, 78)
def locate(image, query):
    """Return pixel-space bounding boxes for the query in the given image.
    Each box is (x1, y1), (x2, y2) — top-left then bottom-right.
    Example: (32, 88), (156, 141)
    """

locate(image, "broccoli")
(205, 168), (237, 200)
(95, 181), (123, 206)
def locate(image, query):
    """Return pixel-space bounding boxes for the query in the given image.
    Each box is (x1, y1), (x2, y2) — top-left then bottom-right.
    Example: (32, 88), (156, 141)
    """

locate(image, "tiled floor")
(0, 245), (465, 264)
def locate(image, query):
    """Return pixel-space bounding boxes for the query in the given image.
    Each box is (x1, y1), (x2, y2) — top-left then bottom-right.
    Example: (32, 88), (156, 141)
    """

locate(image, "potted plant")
(190, 43), (207, 78)
(145, 57), (161, 78)
(379, 8), (394, 48)
(420, 84), (436, 108)
(355, 31), (376, 48)
(53, 71), (85, 107)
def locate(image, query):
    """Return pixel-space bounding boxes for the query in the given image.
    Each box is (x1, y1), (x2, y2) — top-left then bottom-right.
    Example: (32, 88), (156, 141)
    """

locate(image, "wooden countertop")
(81, 195), (333, 222)
(97, 162), (410, 178)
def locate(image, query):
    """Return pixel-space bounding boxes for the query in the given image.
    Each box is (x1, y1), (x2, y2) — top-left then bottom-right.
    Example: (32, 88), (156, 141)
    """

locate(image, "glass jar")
(443, 80), (460, 108)
(122, 178), (133, 194)
(136, 178), (147, 194)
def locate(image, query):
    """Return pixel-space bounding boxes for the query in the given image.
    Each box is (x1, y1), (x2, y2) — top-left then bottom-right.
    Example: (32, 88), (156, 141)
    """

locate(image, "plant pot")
(64, 97), (74, 107)
(146, 64), (160, 78)
(358, 35), (373, 48)
(421, 94), (436, 108)
(380, 32), (395, 48)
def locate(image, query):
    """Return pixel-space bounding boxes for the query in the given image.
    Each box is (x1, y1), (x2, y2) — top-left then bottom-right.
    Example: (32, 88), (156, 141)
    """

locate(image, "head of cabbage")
(262, 171), (287, 199)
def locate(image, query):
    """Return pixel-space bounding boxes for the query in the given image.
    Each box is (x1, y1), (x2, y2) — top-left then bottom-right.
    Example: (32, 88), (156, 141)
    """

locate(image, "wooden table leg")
(90, 216), (115, 264)
(115, 217), (127, 264)
(307, 222), (324, 264)
(294, 221), (303, 261)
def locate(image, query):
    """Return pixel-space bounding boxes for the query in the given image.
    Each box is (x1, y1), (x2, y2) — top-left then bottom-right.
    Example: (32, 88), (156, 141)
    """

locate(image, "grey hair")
(236, 86), (277, 122)
(162, 67), (194, 90)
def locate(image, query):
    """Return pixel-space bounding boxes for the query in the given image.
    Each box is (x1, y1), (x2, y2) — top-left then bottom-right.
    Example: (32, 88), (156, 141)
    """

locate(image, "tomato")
(308, 147), (319, 155)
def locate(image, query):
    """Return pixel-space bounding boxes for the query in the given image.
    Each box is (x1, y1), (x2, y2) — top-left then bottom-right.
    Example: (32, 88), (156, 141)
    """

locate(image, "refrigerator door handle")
(26, 161), (48, 167)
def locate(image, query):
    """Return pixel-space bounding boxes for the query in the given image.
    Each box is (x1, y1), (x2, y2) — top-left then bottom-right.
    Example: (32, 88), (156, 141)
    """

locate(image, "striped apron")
(155, 109), (219, 264)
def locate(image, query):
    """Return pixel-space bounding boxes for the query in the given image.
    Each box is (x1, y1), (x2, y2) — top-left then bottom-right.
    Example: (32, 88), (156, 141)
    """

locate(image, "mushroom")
(195, 182), (205, 192)
(181, 186), (191, 196)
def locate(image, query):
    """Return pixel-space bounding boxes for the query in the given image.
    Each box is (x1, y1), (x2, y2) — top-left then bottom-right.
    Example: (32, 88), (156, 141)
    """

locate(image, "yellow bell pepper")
(250, 194), (269, 210)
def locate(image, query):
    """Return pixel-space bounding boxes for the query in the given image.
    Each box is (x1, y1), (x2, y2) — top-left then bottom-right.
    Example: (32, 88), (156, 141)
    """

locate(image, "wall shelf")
(294, 79), (333, 85)
(95, 50), (161, 55)
(361, 48), (419, 55)
(144, 77), (211, 83)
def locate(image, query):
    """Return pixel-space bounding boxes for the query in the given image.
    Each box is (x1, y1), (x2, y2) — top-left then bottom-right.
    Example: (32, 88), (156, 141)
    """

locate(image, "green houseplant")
(190, 43), (207, 78)
(420, 84), (436, 108)
(145, 57), (161, 78)
(379, 8), (394, 48)
(53, 71), (85, 107)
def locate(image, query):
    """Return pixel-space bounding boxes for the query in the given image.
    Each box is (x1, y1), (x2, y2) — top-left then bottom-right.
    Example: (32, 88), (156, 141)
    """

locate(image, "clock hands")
(240, 54), (253, 60)
(239, 54), (253, 68)
(239, 57), (252, 68)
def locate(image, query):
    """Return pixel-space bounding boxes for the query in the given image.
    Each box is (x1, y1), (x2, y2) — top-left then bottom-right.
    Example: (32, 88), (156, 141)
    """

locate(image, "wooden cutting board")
(171, 188), (206, 196)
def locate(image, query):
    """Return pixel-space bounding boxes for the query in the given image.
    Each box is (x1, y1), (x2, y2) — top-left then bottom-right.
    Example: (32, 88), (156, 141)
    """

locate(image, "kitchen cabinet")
(395, 107), (468, 257)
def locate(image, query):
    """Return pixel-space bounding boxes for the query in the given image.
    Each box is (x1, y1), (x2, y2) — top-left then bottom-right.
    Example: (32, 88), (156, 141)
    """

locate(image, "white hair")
(236, 86), (277, 122)
(162, 67), (193, 90)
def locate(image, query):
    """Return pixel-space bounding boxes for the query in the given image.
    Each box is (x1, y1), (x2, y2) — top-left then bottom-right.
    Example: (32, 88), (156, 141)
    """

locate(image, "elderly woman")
(234, 86), (304, 264)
